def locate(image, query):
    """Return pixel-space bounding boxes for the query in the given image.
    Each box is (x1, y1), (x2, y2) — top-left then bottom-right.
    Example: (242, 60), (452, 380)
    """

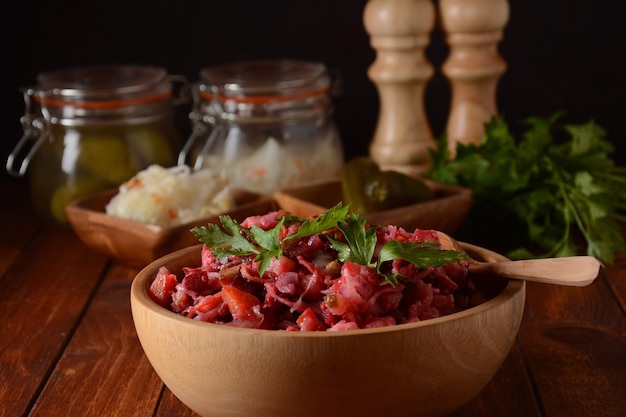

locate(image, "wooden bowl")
(273, 179), (473, 234)
(130, 243), (525, 417)
(65, 189), (275, 268)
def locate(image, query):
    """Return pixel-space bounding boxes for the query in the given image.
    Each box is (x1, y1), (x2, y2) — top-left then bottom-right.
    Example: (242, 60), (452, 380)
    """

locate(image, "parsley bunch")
(427, 112), (626, 264)
(191, 203), (468, 284)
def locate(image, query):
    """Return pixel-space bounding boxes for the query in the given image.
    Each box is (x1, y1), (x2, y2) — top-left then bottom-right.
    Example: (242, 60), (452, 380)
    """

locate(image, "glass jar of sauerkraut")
(7, 65), (188, 227)
(179, 60), (344, 195)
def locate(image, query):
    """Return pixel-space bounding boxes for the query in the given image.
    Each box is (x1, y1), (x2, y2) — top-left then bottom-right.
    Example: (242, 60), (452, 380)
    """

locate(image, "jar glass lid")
(34, 65), (171, 106)
(198, 60), (330, 103)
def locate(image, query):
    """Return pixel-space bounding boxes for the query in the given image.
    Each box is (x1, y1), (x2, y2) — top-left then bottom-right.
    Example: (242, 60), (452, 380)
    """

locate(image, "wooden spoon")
(437, 231), (604, 287)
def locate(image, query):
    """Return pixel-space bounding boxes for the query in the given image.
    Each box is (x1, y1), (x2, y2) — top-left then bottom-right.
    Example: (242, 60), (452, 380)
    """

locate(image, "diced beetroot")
(325, 262), (380, 315)
(149, 267), (178, 308)
(411, 229), (439, 243)
(298, 255), (330, 300)
(181, 267), (220, 295)
(240, 210), (285, 230)
(171, 287), (193, 314)
(433, 268), (459, 292)
(201, 245), (221, 270)
(403, 280), (435, 320)
(298, 269), (326, 301)
(369, 285), (404, 315)
(274, 272), (300, 296)
(240, 262), (272, 284)
(296, 307), (327, 331)
(363, 316), (396, 329)
(441, 261), (469, 285)
(432, 294), (455, 315)
(284, 234), (326, 258)
(327, 320), (360, 331)
(265, 255), (297, 276)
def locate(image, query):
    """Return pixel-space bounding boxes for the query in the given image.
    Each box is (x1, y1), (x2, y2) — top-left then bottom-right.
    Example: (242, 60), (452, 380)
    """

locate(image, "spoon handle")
(469, 256), (604, 287)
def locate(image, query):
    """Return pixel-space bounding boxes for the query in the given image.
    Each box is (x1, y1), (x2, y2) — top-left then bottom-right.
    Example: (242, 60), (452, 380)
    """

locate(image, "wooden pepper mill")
(363, 0), (436, 177)
(439, 0), (510, 153)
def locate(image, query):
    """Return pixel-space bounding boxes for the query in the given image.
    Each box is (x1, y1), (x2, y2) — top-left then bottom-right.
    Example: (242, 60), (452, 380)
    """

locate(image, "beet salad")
(148, 203), (486, 331)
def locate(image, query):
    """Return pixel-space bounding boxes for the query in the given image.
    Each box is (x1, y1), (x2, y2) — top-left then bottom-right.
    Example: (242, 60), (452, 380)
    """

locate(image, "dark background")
(3, 0), (626, 182)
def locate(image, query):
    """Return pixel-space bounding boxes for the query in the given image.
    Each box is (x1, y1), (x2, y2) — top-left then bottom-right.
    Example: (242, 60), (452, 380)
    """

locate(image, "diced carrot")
(252, 168), (267, 177)
(125, 179), (143, 188)
(195, 293), (223, 314)
(220, 285), (262, 322)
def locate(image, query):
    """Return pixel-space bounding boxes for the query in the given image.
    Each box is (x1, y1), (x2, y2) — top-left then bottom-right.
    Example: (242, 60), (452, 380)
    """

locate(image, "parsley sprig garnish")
(327, 213), (467, 285)
(428, 112), (626, 263)
(191, 203), (468, 283)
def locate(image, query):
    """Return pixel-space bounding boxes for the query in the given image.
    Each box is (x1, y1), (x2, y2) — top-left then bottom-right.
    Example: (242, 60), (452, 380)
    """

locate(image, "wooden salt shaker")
(439, 0), (510, 153)
(363, 0), (436, 177)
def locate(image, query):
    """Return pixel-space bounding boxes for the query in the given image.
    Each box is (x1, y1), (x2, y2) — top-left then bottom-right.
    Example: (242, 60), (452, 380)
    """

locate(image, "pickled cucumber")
(341, 157), (434, 215)
(50, 176), (109, 224)
(30, 122), (179, 228)
(127, 126), (176, 168)
(76, 134), (136, 184)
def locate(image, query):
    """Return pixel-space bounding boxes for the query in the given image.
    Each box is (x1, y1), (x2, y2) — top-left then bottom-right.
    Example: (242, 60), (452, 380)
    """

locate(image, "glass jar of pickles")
(7, 65), (188, 227)
(179, 60), (344, 195)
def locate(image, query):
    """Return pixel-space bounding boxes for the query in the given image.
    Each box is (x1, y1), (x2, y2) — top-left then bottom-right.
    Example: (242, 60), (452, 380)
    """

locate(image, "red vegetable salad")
(148, 203), (485, 331)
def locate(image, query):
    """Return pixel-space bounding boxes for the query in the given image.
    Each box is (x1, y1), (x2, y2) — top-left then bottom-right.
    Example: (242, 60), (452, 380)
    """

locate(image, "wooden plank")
(0, 178), (41, 277)
(450, 343), (541, 417)
(0, 226), (109, 417)
(518, 277), (626, 417)
(157, 388), (202, 417)
(28, 262), (164, 417)
(605, 251), (626, 311)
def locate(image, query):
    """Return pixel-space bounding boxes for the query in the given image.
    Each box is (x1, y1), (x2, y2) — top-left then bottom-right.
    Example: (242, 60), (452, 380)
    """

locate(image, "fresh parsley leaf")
(328, 213), (376, 266)
(249, 220), (284, 252)
(377, 240), (469, 269)
(248, 218), (285, 276)
(329, 212), (469, 285)
(427, 112), (626, 264)
(192, 202), (469, 284)
(377, 241), (470, 285)
(285, 202), (350, 242)
(191, 215), (260, 258)
(192, 203), (350, 277)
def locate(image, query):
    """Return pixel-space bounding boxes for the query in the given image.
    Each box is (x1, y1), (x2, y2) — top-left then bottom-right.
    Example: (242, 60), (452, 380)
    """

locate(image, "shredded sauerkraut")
(105, 165), (232, 226)
(200, 135), (343, 195)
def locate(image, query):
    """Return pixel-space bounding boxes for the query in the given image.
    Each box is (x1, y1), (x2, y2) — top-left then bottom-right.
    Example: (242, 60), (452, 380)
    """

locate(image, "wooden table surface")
(1, 176), (625, 417)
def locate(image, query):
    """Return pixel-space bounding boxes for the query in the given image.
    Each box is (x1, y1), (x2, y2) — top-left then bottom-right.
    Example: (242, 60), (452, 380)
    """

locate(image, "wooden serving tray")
(274, 178), (473, 234)
(66, 188), (276, 269)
